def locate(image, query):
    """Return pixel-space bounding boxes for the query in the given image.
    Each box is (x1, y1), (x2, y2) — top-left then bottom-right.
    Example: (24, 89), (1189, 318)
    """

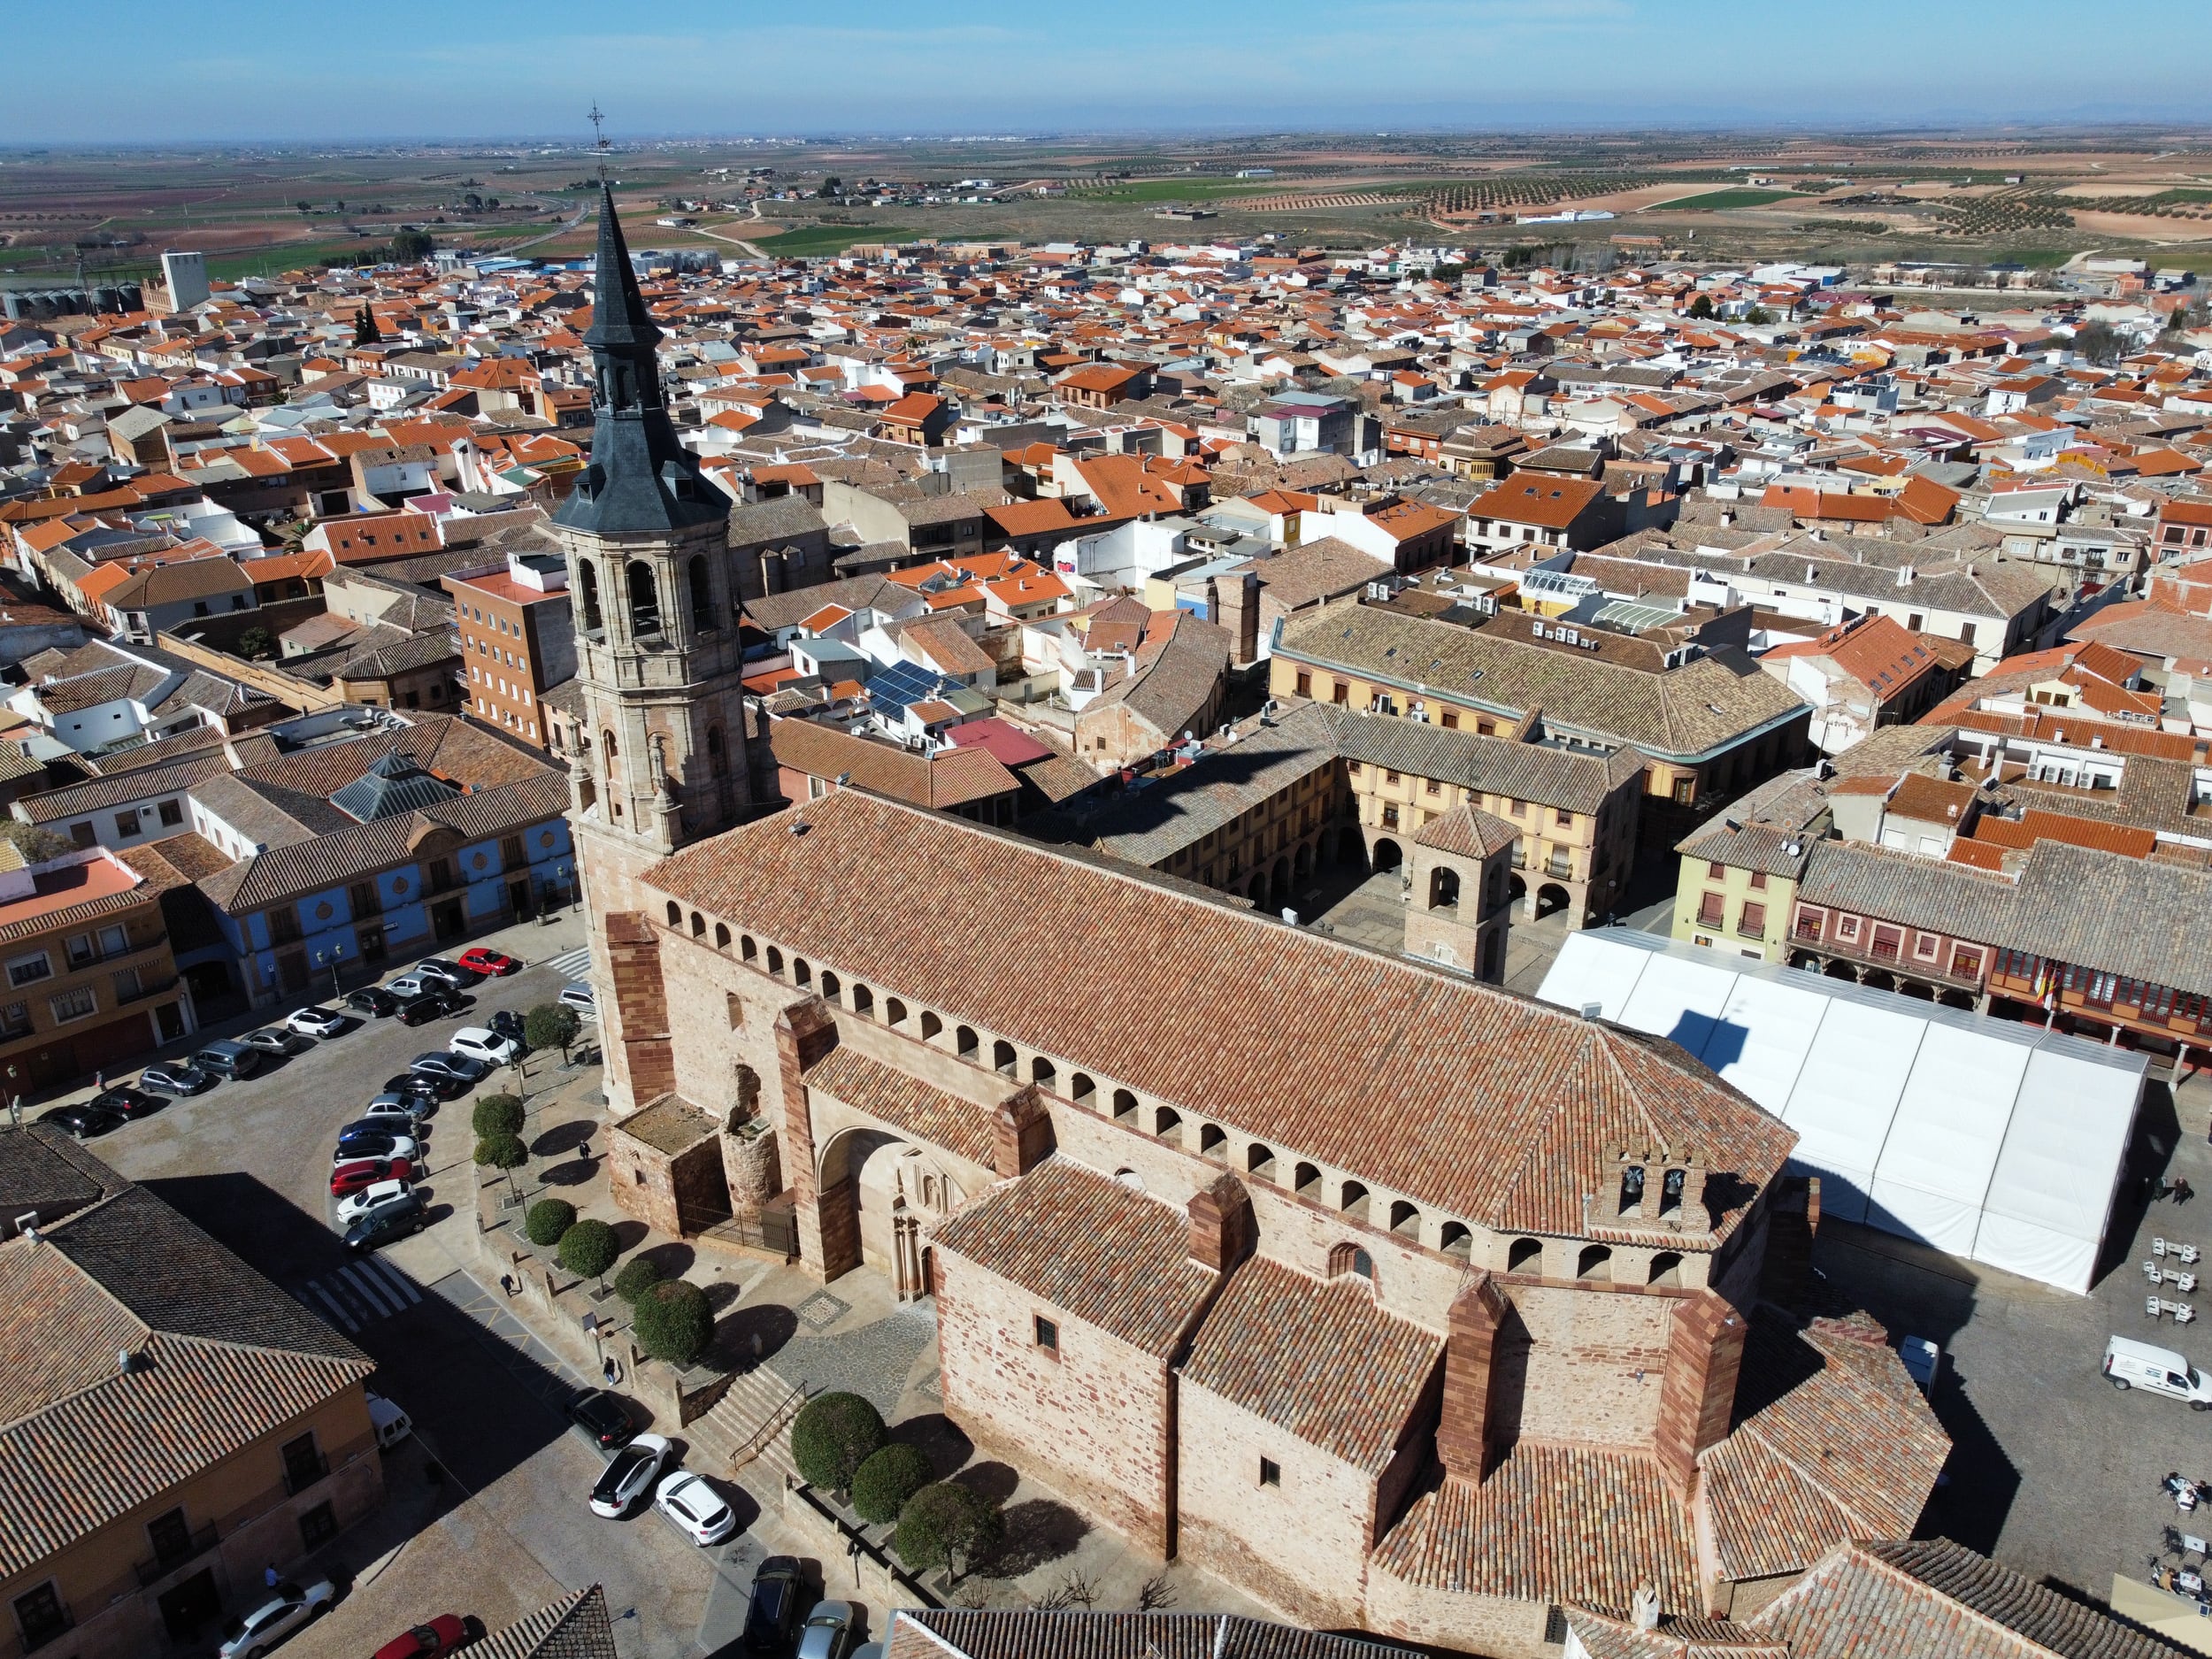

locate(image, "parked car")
(449, 1025), (521, 1068)
(366, 1390), (415, 1450)
(217, 1578), (334, 1658)
(192, 1039), (264, 1080)
(367, 1088), (435, 1121)
(346, 985), (400, 1019)
(796, 1601), (857, 1659)
(396, 990), (464, 1028)
(345, 1192), (426, 1252)
(488, 1008), (526, 1045)
(357, 1096), (428, 1129)
(411, 1051), (490, 1087)
(333, 1130), (419, 1165)
(415, 957), (482, 989)
(383, 1070), (462, 1103)
(335, 1179), (412, 1225)
(88, 1085), (165, 1120)
(589, 1432), (672, 1517)
(457, 946), (520, 977)
(2104, 1334), (2212, 1407)
(40, 1102), (123, 1141)
(743, 1557), (805, 1652)
(385, 972), (434, 1000)
(559, 981), (595, 1017)
(141, 1061), (213, 1095)
(238, 1026), (305, 1056)
(285, 1005), (348, 1040)
(655, 1470), (738, 1546)
(371, 1615), (469, 1659)
(565, 1388), (638, 1449)
(332, 1157), (415, 1197)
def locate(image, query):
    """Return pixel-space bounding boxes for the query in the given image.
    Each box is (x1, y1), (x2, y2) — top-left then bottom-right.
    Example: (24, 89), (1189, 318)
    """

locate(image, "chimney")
(1187, 1172), (1255, 1272)
(1654, 1292), (1747, 1493)
(991, 1083), (1054, 1180)
(1631, 1585), (1661, 1632)
(1437, 1272), (1515, 1484)
(1895, 563), (1915, 587)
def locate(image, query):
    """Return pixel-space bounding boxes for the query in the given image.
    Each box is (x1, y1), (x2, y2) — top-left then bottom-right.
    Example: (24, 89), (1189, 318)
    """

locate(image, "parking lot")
(71, 919), (738, 1658)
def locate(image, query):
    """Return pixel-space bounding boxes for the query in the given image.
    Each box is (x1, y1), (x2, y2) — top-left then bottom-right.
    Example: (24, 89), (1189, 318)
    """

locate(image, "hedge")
(791, 1391), (886, 1494)
(851, 1442), (933, 1525)
(612, 1256), (662, 1302)
(632, 1279), (713, 1367)
(524, 1198), (577, 1247)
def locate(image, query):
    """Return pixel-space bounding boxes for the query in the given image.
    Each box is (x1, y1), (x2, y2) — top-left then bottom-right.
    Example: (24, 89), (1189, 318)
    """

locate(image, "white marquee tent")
(1537, 929), (2147, 1295)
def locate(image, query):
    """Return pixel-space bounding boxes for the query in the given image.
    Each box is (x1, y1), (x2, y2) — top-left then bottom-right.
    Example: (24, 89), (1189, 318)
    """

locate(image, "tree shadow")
(703, 1301), (799, 1372)
(889, 1411), (972, 1480)
(980, 1497), (1088, 1579)
(952, 1459), (1019, 1505)
(644, 1240), (695, 1279)
(531, 1118), (595, 1156)
(703, 1279), (743, 1313)
(611, 1218), (650, 1254)
(537, 1159), (595, 1188)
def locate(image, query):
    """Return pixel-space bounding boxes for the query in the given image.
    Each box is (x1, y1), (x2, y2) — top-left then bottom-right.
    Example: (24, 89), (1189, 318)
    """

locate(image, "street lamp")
(311, 940), (348, 1002)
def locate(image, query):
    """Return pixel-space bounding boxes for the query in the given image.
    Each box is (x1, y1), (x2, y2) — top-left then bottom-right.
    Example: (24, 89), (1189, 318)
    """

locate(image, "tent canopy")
(1538, 929), (2146, 1295)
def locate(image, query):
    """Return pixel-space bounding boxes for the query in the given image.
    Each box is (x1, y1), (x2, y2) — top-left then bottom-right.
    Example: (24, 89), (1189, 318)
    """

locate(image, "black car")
(411, 1051), (490, 1087)
(384, 1069), (464, 1102)
(565, 1389), (638, 1450)
(344, 1191), (426, 1252)
(40, 1102), (124, 1141)
(88, 1085), (165, 1120)
(345, 985), (400, 1018)
(488, 1008), (526, 1047)
(743, 1557), (805, 1655)
(415, 957), (483, 989)
(396, 990), (464, 1027)
(140, 1062), (213, 1095)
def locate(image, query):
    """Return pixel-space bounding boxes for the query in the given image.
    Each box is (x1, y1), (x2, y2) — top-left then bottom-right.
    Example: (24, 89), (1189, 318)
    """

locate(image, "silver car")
(797, 1601), (856, 1659)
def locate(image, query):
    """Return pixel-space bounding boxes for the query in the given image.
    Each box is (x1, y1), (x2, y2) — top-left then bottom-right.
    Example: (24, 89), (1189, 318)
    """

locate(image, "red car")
(373, 1616), (470, 1659)
(332, 1156), (416, 1196)
(457, 947), (519, 976)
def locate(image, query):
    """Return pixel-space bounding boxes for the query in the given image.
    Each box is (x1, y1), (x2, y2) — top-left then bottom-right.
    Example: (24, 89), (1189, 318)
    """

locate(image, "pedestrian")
(499, 1272), (516, 1297)
(94, 1071), (104, 1094)
(603, 1355), (619, 1386)
(264, 1563), (280, 1591)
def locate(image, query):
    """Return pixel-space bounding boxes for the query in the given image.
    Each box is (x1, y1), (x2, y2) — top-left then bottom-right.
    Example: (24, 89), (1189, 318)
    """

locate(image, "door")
(157, 1568), (219, 1640)
(431, 899), (465, 941)
(509, 879), (534, 920)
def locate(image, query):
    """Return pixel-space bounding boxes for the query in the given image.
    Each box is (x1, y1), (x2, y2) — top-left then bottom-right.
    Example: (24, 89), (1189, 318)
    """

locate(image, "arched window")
(1111, 1087), (1137, 1123)
(1577, 1244), (1613, 1282)
(1294, 1162), (1321, 1198)
(706, 725), (725, 776)
(1247, 1142), (1277, 1181)
(1659, 1168), (1686, 1217)
(1339, 1180), (1370, 1221)
(1388, 1200), (1420, 1239)
(1619, 1166), (1646, 1216)
(887, 997), (908, 1026)
(577, 559), (603, 632)
(689, 911), (705, 938)
(603, 730), (618, 775)
(1154, 1106), (1182, 1143)
(1071, 1071), (1095, 1107)
(1647, 1251), (1683, 1288)
(1031, 1056), (1056, 1088)
(921, 1011), (943, 1041)
(766, 946), (784, 977)
(820, 970), (841, 1002)
(1428, 866), (1460, 910)
(688, 555), (714, 630)
(626, 560), (662, 636)
(1329, 1242), (1376, 1285)
(664, 901), (681, 926)
(993, 1039), (1017, 1076)
(956, 1025), (979, 1060)
(1198, 1123), (1226, 1155)
(1440, 1221), (1473, 1260)
(851, 985), (873, 1018)
(1508, 1237), (1543, 1274)
(793, 957), (812, 987)
(741, 934), (758, 963)
(714, 923), (731, 949)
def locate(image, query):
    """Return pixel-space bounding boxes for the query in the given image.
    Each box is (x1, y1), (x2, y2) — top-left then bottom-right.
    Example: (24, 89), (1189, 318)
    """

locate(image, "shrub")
(524, 1002), (580, 1057)
(472, 1093), (525, 1138)
(632, 1279), (713, 1367)
(851, 1442), (933, 1525)
(894, 1482), (1004, 1581)
(523, 1198), (576, 1247)
(612, 1256), (662, 1302)
(791, 1392), (887, 1495)
(558, 1218), (618, 1285)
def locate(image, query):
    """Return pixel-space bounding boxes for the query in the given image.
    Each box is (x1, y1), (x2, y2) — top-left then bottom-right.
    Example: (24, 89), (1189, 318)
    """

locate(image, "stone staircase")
(684, 1363), (807, 1489)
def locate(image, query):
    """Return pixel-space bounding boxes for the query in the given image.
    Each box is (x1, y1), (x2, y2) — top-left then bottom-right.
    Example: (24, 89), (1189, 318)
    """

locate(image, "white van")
(366, 1390), (414, 1448)
(2104, 1335), (2212, 1408)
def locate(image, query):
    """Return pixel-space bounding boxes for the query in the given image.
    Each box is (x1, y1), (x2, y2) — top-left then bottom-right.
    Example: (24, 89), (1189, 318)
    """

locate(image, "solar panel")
(865, 660), (949, 711)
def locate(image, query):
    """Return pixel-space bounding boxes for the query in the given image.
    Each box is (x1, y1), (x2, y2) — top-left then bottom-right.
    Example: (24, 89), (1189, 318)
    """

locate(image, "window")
(1033, 1315), (1059, 1355)
(157, 797), (183, 826)
(1441, 710), (1459, 729)
(1294, 671), (1312, 697)
(1697, 891), (1725, 927)
(97, 925), (126, 956)
(1332, 680), (1350, 705)
(1258, 1457), (1281, 1487)
(115, 809), (142, 838)
(280, 1431), (326, 1494)
(1952, 948), (1983, 979)
(12, 1583), (67, 1652)
(66, 933), (96, 968)
(297, 1501), (337, 1551)
(1555, 808), (1573, 827)
(1738, 902), (1766, 941)
(48, 987), (96, 1025)
(0, 1002), (28, 1038)
(68, 822), (95, 849)
(1747, 870), (1766, 890)
(145, 1506), (193, 1566)
(1425, 778), (1440, 795)
(7, 951), (52, 988)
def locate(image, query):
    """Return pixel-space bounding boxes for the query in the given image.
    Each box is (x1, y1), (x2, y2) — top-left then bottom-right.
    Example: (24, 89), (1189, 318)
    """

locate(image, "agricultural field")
(1648, 188), (1796, 211)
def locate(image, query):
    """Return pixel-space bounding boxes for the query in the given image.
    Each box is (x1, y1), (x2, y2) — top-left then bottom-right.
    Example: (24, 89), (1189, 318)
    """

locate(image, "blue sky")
(5, 1), (2208, 143)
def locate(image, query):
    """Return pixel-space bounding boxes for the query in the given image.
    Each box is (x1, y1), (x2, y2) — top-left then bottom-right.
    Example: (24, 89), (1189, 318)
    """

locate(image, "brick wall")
(1502, 1283), (1674, 1452)
(603, 911), (677, 1103)
(1365, 1568), (1556, 1659)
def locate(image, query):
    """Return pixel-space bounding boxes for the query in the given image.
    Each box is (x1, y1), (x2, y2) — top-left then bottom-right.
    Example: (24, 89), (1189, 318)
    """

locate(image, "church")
(555, 190), (1948, 1656)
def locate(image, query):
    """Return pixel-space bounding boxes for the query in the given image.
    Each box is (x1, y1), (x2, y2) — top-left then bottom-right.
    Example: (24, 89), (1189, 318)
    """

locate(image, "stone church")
(557, 192), (1948, 1657)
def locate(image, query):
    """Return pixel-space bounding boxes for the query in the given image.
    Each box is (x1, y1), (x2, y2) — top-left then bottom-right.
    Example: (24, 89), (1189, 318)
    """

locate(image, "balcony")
(134, 1522), (219, 1588)
(282, 1450), (329, 1496)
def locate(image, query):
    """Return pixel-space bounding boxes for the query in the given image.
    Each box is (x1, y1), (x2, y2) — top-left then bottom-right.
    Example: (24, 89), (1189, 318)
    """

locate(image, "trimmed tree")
(894, 1482), (1004, 1583)
(632, 1279), (713, 1368)
(791, 1392), (887, 1498)
(353, 304), (380, 345)
(524, 1002), (580, 1063)
(612, 1255), (661, 1303)
(524, 1197), (577, 1247)
(472, 1093), (525, 1139)
(558, 1218), (618, 1288)
(474, 1130), (527, 1195)
(850, 1442), (933, 1525)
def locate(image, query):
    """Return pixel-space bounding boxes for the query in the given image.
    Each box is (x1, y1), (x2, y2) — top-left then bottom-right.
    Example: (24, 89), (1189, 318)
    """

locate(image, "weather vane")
(588, 100), (609, 181)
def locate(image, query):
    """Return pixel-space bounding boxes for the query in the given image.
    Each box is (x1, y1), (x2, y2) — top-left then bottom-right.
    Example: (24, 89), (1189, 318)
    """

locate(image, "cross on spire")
(588, 100), (608, 180)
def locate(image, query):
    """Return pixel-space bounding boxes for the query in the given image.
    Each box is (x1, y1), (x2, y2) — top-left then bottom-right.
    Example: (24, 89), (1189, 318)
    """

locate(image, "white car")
(590, 1432), (672, 1517)
(284, 1005), (347, 1040)
(331, 1132), (419, 1167)
(217, 1578), (334, 1657)
(385, 972), (433, 1000)
(334, 1179), (412, 1225)
(449, 1026), (521, 1067)
(655, 1469), (738, 1544)
(559, 981), (595, 1017)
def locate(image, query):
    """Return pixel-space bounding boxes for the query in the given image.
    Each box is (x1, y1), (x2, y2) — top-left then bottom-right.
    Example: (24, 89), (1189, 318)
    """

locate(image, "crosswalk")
(301, 1256), (425, 1334)
(541, 945), (593, 980)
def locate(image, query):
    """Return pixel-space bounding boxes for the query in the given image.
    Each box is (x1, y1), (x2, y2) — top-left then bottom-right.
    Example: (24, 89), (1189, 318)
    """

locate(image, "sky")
(5, 1), (2210, 144)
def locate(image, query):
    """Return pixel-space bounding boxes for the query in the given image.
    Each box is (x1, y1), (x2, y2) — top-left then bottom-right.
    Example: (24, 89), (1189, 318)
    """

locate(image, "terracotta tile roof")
(804, 1045), (996, 1169)
(1413, 801), (1521, 860)
(929, 1158), (1217, 1356)
(642, 790), (1794, 1237)
(472, 1586), (619, 1659)
(1371, 1443), (1700, 1619)
(887, 1610), (1405, 1659)
(1180, 1257), (1440, 1472)
(1472, 473), (1606, 530)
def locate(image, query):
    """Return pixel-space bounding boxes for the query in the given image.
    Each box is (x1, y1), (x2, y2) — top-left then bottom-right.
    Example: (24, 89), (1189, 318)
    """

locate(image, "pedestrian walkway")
(541, 944), (592, 981)
(300, 1256), (424, 1334)
(426, 1267), (588, 1410)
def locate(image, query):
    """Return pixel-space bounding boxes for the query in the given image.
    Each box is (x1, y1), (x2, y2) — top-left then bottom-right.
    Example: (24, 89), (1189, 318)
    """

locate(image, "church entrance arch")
(818, 1125), (956, 1299)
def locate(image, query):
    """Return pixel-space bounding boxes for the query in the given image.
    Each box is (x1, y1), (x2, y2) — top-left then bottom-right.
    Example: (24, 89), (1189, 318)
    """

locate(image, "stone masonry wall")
(1501, 1282), (1676, 1452)
(1365, 1567), (1556, 1659)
